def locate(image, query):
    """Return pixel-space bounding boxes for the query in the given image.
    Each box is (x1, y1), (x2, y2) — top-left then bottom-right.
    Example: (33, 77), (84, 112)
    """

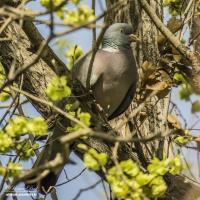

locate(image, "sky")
(1, 0), (200, 199)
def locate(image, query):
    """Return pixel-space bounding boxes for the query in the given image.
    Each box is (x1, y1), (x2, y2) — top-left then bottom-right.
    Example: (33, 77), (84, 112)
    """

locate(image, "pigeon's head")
(102, 23), (134, 51)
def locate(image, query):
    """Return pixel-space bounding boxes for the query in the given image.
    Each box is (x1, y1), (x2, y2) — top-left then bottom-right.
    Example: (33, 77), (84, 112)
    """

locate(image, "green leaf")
(77, 111), (91, 127)
(16, 140), (39, 160)
(174, 136), (192, 146)
(77, 143), (88, 151)
(83, 148), (108, 171)
(192, 100), (200, 113)
(84, 152), (99, 170)
(97, 152), (108, 166)
(40, 0), (63, 8)
(67, 110), (91, 132)
(135, 173), (155, 186)
(119, 160), (140, 177)
(147, 157), (169, 175)
(27, 117), (48, 136)
(0, 162), (23, 177)
(149, 176), (167, 197)
(65, 103), (73, 111)
(64, 5), (95, 26)
(46, 76), (71, 101)
(174, 73), (194, 100)
(107, 166), (121, 178)
(0, 88), (10, 102)
(0, 62), (5, 86)
(71, 0), (80, 4)
(5, 116), (47, 138)
(0, 131), (13, 152)
(106, 163), (143, 200)
(110, 179), (130, 198)
(65, 45), (84, 70)
(169, 155), (183, 175)
(173, 73), (186, 83)
(5, 116), (28, 137)
(179, 84), (193, 100)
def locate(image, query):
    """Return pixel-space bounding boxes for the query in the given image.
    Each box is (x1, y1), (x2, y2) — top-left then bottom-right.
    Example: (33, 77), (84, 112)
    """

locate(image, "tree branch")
(138, 0), (200, 94)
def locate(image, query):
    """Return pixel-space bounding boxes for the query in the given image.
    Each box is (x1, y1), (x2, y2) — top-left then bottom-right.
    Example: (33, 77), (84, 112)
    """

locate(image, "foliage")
(65, 45), (84, 70)
(5, 116), (47, 137)
(40, 0), (95, 25)
(81, 144), (183, 200)
(174, 73), (194, 101)
(67, 108), (91, 132)
(0, 62), (5, 84)
(16, 140), (39, 160)
(192, 100), (200, 113)
(0, 88), (10, 102)
(174, 130), (193, 146)
(84, 148), (108, 171)
(0, 162), (23, 177)
(46, 76), (71, 101)
(0, 62), (10, 101)
(71, 0), (80, 4)
(5, 116), (29, 137)
(26, 117), (48, 136)
(40, 0), (64, 8)
(64, 4), (95, 25)
(0, 116), (46, 177)
(0, 131), (13, 152)
(105, 156), (183, 200)
(173, 71), (200, 120)
(0, 116), (46, 161)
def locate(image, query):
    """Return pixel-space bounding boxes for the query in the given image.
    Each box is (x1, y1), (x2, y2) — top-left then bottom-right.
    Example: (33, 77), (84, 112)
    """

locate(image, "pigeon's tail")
(25, 170), (61, 194)
(25, 155), (75, 194)
(26, 118), (70, 194)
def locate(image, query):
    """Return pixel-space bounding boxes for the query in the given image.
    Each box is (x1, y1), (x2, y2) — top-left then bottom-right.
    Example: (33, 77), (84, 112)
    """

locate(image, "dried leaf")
(195, 137), (200, 152)
(141, 61), (156, 84)
(159, 70), (172, 84)
(167, 114), (181, 129)
(146, 81), (168, 91)
(194, 136), (200, 142)
(148, 73), (157, 81)
(173, 54), (182, 62)
(141, 61), (155, 74)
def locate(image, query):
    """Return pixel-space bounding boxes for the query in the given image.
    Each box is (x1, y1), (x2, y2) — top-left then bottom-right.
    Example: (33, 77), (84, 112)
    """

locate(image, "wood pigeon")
(72, 23), (138, 120)
(26, 23), (138, 193)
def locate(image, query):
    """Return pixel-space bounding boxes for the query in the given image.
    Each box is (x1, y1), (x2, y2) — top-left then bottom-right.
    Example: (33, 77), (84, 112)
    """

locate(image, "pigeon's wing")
(72, 52), (102, 87)
(108, 83), (136, 120)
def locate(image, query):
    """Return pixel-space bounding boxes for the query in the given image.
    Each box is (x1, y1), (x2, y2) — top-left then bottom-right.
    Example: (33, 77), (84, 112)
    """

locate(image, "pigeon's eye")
(120, 29), (124, 33)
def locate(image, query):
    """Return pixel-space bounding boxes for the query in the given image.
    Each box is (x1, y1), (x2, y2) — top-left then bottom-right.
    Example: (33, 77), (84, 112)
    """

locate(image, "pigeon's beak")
(129, 34), (140, 43)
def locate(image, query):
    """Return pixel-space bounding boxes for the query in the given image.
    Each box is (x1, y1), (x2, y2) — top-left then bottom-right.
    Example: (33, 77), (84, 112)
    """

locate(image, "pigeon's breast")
(92, 50), (137, 116)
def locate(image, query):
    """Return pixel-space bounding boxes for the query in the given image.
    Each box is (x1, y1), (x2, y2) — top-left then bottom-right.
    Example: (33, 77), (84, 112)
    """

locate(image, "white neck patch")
(102, 47), (120, 53)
